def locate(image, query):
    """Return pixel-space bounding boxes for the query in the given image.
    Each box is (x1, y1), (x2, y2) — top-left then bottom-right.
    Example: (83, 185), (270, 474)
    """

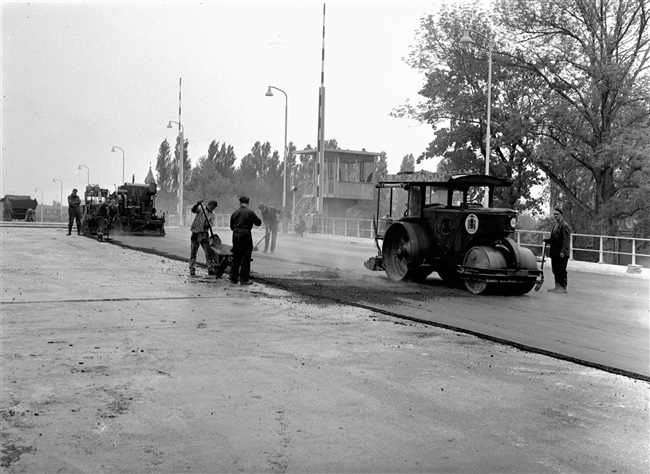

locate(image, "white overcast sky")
(2, 0), (485, 205)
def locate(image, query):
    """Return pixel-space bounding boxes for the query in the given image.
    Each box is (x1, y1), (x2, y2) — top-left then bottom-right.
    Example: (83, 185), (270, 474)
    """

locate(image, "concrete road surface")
(1, 227), (648, 473)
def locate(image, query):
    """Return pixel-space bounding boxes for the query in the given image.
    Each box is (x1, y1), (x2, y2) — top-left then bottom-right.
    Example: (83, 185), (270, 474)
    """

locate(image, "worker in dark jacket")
(544, 207), (572, 293)
(258, 203), (282, 253)
(229, 196), (262, 285)
(67, 189), (82, 235)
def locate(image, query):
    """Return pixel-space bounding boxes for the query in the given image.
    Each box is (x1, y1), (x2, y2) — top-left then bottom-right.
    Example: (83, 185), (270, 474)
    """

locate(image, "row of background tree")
(154, 136), (391, 219)
(155, 0), (649, 237)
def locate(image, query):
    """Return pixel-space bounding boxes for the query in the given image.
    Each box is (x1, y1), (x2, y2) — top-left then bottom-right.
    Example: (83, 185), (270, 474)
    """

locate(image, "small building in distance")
(295, 148), (379, 218)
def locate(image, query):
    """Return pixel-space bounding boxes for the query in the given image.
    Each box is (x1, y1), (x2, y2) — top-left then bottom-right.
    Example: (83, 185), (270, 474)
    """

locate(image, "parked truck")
(1, 195), (38, 221)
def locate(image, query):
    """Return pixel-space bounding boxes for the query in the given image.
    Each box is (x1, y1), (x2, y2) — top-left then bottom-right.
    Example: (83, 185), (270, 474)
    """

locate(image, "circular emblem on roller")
(465, 214), (479, 234)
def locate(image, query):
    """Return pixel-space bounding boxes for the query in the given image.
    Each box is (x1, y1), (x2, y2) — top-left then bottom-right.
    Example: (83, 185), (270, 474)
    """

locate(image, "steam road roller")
(364, 171), (542, 295)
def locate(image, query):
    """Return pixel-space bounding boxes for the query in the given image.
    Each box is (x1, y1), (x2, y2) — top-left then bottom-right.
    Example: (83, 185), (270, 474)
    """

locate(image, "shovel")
(534, 241), (547, 291)
(198, 202), (222, 252)
(252, 229), (269, 252)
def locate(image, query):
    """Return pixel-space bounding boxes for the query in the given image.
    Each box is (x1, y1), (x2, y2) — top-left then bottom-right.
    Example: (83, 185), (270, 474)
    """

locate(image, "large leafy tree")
(399, 154), (416, 172)
(155, 139), (173, 192)
(239, 141), (280, 181)
(185, 155), (236, 206)
(237, 141), (283, 207)
(497, 0), (650, 232)
(395, 5), (546, 213)
(155, 139), (177, 213)
(397, 0), (649, 232)
(206, 140), (237, 179)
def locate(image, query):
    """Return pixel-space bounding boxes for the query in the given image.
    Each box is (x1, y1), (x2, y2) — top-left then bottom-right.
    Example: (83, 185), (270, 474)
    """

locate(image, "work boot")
(208, 268), (216, 276)
(66, 232), (72, 236)
(240, 280), (253, 286)
(189, 268), (196, 276)
(547, 284), (559, 292)
(556, 286), (567, 294)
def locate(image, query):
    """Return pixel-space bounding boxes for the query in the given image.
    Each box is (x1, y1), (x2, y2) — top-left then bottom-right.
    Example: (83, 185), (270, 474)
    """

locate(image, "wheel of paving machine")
(382, 223), (431, 282)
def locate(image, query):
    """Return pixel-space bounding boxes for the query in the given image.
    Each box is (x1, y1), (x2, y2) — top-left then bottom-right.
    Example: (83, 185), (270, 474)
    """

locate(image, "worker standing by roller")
(230, 196), (262, 285)
(189, 200), (219, 277)
(544, 207), (572, 294)
(258, 203), (282, 253)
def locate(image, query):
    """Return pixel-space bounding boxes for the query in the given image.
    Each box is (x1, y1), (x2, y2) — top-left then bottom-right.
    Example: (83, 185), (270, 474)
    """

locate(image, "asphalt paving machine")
(113, 182), (166, 236)
(80, 182), (165, 237)
(364, 171), (542, 295)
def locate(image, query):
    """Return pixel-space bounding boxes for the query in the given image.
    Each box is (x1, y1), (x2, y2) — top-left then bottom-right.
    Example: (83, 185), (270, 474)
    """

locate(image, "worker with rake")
(258, 202), (282, 253)
(189, 199), (219, 277)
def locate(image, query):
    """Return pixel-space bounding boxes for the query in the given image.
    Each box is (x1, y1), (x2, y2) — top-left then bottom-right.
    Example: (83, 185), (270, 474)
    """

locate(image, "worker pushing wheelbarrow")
(189, 200), (233, 278)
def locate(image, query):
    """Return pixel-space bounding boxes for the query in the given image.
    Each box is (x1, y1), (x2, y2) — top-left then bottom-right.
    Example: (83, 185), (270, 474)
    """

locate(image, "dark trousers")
(551, 256), (569, 288)
(190, 232), (216, 271)
(68, 208), (81, 233)
(264, 226), (278, 252)
(97, 216), (108, 235)
(231, 231), (253, 282)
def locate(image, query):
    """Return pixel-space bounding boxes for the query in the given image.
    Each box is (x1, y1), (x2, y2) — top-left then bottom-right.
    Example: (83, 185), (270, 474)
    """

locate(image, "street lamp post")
(265, 86), (289, 210)
(111, 146), (125, 184)
(52, 178), (63, 218)
(34, 188), (44, 222)
(460, 28), (493, 207)
(167, 121), (185, 226)
(78, 164), (90, 185)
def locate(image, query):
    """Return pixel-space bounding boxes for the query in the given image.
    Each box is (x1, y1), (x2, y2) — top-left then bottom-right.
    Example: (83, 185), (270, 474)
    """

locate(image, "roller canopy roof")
(378, 172), (512, 188)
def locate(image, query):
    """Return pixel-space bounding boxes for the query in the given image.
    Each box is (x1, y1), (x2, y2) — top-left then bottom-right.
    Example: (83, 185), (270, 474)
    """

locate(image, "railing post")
(598, 236), (604, 264)
(569, 234), (574, 260)
(632, 238), (636, 265)
(344, 218), (348, 236)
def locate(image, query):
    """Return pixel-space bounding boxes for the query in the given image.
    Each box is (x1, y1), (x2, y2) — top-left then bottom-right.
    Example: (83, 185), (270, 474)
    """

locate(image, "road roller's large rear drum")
(382, 223), (431, 281)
